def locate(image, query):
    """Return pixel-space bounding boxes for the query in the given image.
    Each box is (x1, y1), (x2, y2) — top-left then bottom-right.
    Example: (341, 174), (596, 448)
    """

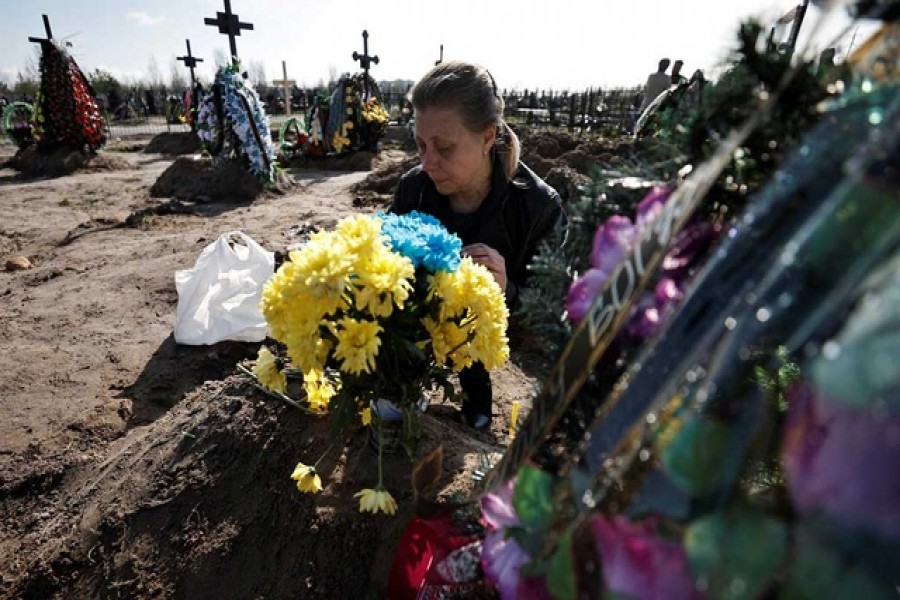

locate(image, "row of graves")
(2, 2), (391, 189)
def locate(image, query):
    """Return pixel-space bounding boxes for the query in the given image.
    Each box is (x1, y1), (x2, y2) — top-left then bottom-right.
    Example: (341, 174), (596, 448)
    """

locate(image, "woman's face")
(414, 106), (495, 197)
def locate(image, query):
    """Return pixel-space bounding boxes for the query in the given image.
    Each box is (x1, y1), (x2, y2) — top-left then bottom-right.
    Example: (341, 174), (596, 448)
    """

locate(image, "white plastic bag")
(174, 231), (274, 345)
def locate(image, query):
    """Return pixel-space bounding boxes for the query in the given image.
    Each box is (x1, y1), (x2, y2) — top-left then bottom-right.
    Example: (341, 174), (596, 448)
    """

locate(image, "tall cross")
(272, 61), (296, 116)
(435, 44), (443, 66)
(352, 30), (379, 99)
(28, 14), (54, 47)
(204, 0), (254, 63)
(176, 39), (204, 90)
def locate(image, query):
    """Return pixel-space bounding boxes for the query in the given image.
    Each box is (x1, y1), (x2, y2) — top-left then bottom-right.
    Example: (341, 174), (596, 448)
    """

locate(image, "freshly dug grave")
(143, 132), (203, 156)
(150, 156), (295, 201)
(11, 144), (134, 179)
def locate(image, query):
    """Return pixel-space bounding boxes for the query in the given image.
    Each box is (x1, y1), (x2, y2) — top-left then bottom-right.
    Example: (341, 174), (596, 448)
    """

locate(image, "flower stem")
(314, 440), (338, 469)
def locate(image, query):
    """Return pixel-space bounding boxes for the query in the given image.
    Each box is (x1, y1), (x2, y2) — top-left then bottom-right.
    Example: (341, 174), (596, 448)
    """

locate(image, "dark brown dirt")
(149, 156), (295, 202)
(143, 133), (203, 156)
(11, 145), (134, 179)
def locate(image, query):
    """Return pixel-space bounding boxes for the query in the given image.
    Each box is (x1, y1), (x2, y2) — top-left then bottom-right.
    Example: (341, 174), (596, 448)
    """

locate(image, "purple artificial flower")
(624, 277), (685, 339)
(482, 530), (532, 600)
(591, 515), (702, 600)
(662, 221), (723, 280)
(481, 478), (519, 530)
(636, 186), (673, 234)
(591, 215), (636, 274)
(481, 478), (550, 599)
(566, 268), (610, 323)
(781, 382), (900, 541)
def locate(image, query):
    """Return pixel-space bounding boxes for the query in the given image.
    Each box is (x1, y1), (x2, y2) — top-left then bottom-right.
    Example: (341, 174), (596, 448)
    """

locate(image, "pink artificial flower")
(481, 478), (519, 530)
(481, 478), (550, 599)
(781, 382), (900, 541)
(591, 514), (702, 600)
(482, 530), (532, 600)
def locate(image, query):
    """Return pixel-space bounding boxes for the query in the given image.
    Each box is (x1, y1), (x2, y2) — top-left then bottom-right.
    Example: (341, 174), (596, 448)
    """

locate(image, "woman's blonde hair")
(411, 60), (521, 181)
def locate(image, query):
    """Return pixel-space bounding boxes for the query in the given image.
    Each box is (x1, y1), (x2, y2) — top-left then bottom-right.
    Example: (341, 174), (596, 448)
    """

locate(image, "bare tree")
(147, 56), (164, 91)
(247, 60), (267, 94)
(169, 58), (187, 93)
(212, 48), (229, 70)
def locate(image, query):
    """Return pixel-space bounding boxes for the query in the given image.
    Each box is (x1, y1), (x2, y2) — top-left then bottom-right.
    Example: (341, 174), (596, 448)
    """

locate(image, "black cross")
(204, 0), (253, 63)
(177, 39), (204, 90)
(28, 14), (54, 47)
(352, 30), (379, 98)
(435, 44), (443, 66)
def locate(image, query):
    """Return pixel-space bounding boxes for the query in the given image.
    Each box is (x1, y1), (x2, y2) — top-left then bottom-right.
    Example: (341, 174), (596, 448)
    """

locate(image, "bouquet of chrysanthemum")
(252, 211), (509, 515)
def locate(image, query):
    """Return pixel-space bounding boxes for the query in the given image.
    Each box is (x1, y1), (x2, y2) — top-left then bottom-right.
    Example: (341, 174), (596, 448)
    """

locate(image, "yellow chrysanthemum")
(284, 323), (331, 374)
(332, 317), (383, 374)
(252, 348), (286, 393)
(335, 214), (383, 254)
(303, 369), (338, 414)
(353, 248), (415, 318)
(290, 234), (353, 315)
(354, 487), (397, 516)
(291, 462), (322, 493)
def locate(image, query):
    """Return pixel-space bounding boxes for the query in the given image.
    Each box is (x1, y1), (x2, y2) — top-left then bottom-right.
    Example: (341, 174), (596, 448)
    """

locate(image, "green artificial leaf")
(685, 507), (787, 600)
(780, 528), (895, 600)
(660, 418), (732, 497)
(546, 530), (577, 600)
(513, 465), (555, 531)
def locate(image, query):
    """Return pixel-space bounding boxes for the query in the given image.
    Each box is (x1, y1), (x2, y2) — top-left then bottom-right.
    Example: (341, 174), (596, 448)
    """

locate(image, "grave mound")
(143, 132), (203, 155)
(12, 145), (133, 178)
(150, 155), (294, 201)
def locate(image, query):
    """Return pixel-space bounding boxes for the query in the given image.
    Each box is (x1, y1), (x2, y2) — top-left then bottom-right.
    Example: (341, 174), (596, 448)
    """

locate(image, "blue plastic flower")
(380, 211), (461, 273)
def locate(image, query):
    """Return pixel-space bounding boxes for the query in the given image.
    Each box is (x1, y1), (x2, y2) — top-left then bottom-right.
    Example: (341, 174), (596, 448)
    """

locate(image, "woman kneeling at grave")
(390, 60), (566, 430)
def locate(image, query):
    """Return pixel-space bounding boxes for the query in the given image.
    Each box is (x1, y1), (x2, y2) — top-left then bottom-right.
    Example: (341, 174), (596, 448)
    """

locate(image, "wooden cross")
(272, 61), (296, 115)
(204, 0), (254, 62)
(28, 14), (54, 47)
(352, 30), (379, 99)
(176, 39), (204, 90)
(435, 44), (443, 66)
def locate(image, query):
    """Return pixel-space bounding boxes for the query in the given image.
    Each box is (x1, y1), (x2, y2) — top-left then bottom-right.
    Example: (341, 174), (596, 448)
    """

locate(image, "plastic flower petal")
(591, 514), (700, 600)
(360, 407), (372, 426)
(591, 215), (635, 273)
(252, 348), (286, 393)
(481, 478), (519, 530)
(482, 529), (530, 600)
(781, 382), (900, 541)
(291, 462), (323, 494)
(354, 487), (397, 516)
(566, 268), (610, 323)
(635, 186), (673, 234)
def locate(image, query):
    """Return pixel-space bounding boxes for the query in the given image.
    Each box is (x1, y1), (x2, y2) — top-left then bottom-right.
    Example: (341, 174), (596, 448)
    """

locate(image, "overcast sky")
(0, 0), (878, 91)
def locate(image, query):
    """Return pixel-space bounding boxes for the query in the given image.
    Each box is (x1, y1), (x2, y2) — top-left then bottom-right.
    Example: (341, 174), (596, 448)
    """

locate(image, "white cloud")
(126, 11), (164, 27)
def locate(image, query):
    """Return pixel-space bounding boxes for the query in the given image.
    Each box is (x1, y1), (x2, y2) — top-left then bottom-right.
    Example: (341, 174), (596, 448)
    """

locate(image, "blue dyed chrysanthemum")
(380, 211), (461, 273)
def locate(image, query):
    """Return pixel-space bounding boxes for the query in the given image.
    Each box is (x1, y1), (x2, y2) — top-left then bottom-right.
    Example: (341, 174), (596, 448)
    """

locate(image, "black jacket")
(389, 156), (565, 308)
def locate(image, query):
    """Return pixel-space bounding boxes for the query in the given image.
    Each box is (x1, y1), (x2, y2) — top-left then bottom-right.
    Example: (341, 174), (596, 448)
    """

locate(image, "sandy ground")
(0, 134), (545, 598)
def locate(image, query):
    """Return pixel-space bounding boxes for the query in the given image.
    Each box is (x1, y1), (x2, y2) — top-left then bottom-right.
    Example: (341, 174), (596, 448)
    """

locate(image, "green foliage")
(660, 418), (734, 497)
(546, 529), (577, 600)
(88, 68), (123, 100)
(685, 507), (787, 600)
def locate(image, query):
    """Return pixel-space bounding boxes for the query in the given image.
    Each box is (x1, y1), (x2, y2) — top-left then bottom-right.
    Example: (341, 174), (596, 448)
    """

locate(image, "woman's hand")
(462, 243), (507, 292)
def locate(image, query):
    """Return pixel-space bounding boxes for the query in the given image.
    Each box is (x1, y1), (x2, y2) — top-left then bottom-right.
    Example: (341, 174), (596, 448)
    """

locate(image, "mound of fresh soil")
(0, 372), (499, 599)
(150, 156), (295, 201)
(11, 145), (134, 179)
(143, 132), (202, 156)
